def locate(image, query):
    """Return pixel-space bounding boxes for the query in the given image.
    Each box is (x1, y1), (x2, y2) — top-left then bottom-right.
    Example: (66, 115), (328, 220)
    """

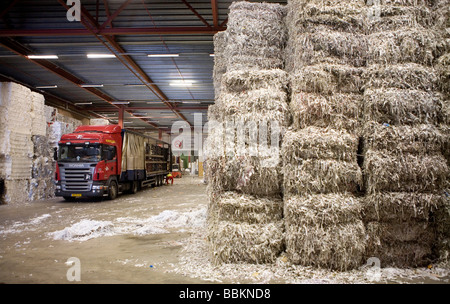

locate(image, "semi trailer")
(55, 125), (172, 200)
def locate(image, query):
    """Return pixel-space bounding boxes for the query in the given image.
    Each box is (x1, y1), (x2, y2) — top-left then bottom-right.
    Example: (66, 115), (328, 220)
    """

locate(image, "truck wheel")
(108, 180), (118, 200)
(130, 181), (139, 194)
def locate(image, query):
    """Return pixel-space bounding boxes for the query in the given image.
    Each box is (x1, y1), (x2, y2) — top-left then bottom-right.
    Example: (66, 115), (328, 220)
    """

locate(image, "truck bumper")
(55, 181), (108, 198)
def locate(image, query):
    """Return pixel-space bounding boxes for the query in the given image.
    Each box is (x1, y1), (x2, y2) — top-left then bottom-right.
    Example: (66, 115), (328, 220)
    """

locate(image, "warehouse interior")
(1, 0), (450, 284)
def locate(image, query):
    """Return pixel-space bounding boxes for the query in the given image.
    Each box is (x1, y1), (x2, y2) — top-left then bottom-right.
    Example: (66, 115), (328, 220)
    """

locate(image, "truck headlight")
(56, 185), (61, 190)
(92, 185), (102, 190)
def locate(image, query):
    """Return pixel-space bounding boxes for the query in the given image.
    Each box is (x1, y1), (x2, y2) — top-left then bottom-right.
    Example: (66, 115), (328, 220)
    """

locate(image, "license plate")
(71, 194), (82, 197)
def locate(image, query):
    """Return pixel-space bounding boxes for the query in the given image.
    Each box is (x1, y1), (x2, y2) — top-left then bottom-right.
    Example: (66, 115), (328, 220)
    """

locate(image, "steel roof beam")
(181, 0), (211, 28)
(211, 0), (219, 27)
(0, 27), (225, 37)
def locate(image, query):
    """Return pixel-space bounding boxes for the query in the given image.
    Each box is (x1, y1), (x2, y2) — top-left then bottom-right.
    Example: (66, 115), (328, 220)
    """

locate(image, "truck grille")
(61, 167), (93, 192)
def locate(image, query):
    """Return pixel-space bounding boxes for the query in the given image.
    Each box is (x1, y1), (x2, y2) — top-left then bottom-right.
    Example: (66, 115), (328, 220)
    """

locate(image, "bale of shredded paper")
(363, 63), (438, 91)
(208, 220), (284, 264)
(283, 159), (362, 195)
(362, 192), (446, 222)
(362, 122), (445, 154)
(435, 197), (450, 261)
(287, 29), (368, 68)
(365, 5), (435, 33)
(436, 53), (450, 94)
(208, 191), (283, 224)
(213, 31), (228, 97)
(362, 88), (443, 125)
(433, 0), (450, 32)
(282, 128), (359, 162)
(284, 193), (366, 272)
(226, 1), (286, 71)
(207, 104), (222, 123)
(291, 64), (364, 95)
(221, 69), (289, 93)
(216, 89), (290, 126)
(285, 218), (366, 270)
(365, 221), (436, 267)
(284, 193), (363, 227)
(363, 149), (448, 193)
(206, 156), (282, 197)
(290, 92), (361, 132)
(287, 0), (367, 34)
(367, 29), (438, 65)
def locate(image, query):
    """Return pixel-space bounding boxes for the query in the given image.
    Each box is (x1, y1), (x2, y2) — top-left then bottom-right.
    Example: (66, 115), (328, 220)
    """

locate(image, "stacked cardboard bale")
(282, 0), (367, 271)
(0, 82), (34, 204)
(433, 0), (450, 262)
(28, 92), (55, 201)
(0, 82), (83, 204)
(206, 1), (288, 264)
(362, 0), (449, 267)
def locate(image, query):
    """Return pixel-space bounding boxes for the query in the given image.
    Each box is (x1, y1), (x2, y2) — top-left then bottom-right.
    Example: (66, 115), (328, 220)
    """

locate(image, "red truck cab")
(55, 125), (123, 200)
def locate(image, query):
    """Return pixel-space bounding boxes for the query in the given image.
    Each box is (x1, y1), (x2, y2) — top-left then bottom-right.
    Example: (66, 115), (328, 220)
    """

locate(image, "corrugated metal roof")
(0, 0), (287, 130)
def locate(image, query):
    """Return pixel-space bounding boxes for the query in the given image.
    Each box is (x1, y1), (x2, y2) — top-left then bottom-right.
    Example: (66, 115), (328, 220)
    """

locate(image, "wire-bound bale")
(282, 128), (359, 162)
(226, 1), (287, 71)
(290, 92), (362, 133)
(367, 29), (438, 65)
(365, 4), (435, 33)
(221, 69), (289, 93)
(206, 156), (282, 198)
(283, 159), (362, 195)
(363, 149), (449, 193)
(362, 122), (445, 154)
(284, 193), (366, 270)
(216, 89), (290, 126)
(213, 31), (228, 97)
(362, 192), (446, 222)
(284, 193), (363, 227)
(287, 0), (367, 34)
(209, 191), (283, 224)
(435, 196), (450, 261)
(362, 88), (443, 125)
(363, 63), (438, 91)
(208, 220), (285, 264)
(436, 53), (450, 94)
(365, 221), (436, 267)
(291, 64), (364, 95)
(287, 29), (368, 69)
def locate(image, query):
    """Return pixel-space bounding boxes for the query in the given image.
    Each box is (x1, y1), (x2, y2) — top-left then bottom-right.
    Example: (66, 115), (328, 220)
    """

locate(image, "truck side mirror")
(53, 147), (58, 161)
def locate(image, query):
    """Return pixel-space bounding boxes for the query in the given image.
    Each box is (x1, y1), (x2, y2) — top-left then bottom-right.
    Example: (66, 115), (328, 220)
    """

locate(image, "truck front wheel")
(108, 180), (118, 200)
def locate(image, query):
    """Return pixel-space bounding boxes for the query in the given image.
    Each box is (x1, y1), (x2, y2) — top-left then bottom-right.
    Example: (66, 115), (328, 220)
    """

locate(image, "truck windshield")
(58, 144), (101, 162)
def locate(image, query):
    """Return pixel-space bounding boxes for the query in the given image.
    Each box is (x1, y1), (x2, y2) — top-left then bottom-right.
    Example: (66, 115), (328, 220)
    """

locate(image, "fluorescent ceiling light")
(209, 54), (215, 57)
(148, 54), (179, 57)
(87, 53), (116, 59)
(28, 55), (59, 59)
(182, 101), (201, 104)
(36, 85), (58, 89)
(74, 102), (93, 105)
(81, 84), (104, 88)
(170, 80), (194, 87)
(111, 101), (130, 105)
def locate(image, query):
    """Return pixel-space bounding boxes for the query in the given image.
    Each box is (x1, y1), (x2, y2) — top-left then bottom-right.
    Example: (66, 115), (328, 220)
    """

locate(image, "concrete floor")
(0, 176), (209, 284)
(1, 176), (449, 284)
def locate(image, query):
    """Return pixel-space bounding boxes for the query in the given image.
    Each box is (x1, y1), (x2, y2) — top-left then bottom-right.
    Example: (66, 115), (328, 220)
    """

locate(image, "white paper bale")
(2, 179), (30, 204)
(30, 92), (47, 136)
(90, 118), (110, 126)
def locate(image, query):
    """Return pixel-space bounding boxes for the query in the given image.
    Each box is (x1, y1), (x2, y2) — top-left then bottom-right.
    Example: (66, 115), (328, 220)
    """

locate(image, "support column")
(118, 105), (124, 128)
